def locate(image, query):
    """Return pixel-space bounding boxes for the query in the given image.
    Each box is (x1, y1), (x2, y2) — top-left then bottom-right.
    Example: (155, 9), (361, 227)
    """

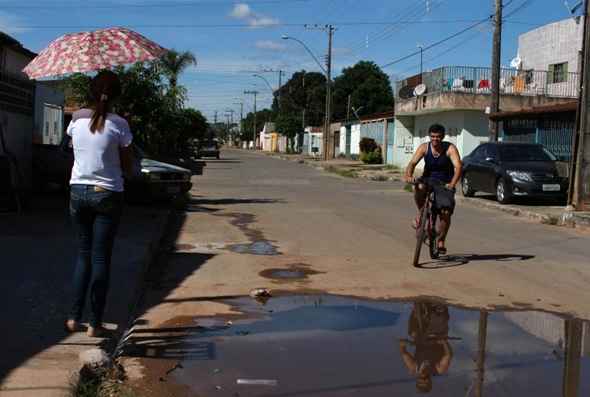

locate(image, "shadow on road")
(419, 253), (536, 269)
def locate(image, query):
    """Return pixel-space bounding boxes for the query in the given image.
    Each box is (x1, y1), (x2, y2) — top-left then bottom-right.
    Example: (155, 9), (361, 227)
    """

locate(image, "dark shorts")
(432, 184), (456, 214)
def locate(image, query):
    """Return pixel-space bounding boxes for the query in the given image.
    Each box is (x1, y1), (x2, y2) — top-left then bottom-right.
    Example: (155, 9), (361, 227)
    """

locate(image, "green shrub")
(359, 137), (378, 153)
(360, 149), (383, 164)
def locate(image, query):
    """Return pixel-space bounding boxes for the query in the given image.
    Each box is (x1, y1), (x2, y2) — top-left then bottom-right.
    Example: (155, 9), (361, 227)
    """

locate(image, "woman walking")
(64, 71), (134, 337)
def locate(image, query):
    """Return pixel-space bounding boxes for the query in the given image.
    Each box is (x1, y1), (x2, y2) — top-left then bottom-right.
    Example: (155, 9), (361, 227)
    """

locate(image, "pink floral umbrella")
(23, 27), (167, 79)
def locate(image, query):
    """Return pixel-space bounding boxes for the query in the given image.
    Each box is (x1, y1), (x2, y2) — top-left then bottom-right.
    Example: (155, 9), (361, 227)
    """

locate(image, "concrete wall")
(518, 17), (584, 73)
(1, 48), (32, 78)
(392, 116), (415, 169)
(392, 110), (489, 169)
(1, 112), (34, 189)
(34, 83), (65, 145)
(350, 124), (361, 155)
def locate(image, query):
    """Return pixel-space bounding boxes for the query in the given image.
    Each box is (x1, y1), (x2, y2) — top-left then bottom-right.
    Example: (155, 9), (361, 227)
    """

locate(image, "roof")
(489, 101), (577, 120)
(0, 31), (37, 58)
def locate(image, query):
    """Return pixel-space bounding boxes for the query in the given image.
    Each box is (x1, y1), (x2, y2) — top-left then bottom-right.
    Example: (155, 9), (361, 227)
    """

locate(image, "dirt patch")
(259, 263), (324, 283)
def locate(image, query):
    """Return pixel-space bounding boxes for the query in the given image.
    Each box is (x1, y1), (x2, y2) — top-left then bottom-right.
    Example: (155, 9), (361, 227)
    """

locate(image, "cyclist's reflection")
(399, 303), (453, 393)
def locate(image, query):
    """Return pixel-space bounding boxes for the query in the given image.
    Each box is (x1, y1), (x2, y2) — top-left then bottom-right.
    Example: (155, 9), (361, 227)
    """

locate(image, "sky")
(1, 0), (582, 121)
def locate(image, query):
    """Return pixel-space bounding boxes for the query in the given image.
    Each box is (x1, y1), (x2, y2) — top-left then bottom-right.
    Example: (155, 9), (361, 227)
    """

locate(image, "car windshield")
(498, 145), (557, 162)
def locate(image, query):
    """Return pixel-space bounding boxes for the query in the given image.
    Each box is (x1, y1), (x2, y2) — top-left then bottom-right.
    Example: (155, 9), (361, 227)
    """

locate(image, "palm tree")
(159, 49), (197, 88)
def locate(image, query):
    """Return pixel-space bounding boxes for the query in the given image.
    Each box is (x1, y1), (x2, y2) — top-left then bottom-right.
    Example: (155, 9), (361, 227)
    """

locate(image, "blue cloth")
(69, 184), (123, 327)
(423, 142), (454, 183)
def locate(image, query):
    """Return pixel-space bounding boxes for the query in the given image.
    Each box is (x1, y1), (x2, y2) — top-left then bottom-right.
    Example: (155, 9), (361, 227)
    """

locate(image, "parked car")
(461, 142), (568, 204)
(196, 140), (220, 159)
(33, 135), (194, 201)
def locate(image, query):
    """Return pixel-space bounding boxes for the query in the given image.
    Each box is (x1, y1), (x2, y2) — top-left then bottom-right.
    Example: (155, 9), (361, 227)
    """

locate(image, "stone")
(79, 348), (111, 369)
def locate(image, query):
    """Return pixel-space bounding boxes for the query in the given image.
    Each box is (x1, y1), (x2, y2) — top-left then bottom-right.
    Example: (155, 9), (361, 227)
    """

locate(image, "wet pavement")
(131, 294), (590, 397)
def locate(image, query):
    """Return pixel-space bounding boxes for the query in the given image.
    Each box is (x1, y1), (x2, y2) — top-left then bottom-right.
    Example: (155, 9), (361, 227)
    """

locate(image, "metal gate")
(502, 118), (574, 161)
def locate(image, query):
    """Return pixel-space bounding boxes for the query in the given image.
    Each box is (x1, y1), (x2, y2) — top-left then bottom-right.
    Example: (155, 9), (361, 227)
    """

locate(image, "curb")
(456, 195), (590, 231)
(114, 206), (174, 358)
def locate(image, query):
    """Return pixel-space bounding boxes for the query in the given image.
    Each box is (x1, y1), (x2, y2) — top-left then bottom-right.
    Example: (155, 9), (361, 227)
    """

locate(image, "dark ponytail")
(89, 71), (121, 133)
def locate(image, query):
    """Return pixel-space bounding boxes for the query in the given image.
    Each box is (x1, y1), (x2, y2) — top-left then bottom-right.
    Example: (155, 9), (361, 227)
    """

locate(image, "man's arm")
(399, 340), (417, 374)
(435, 340), (453, 374)
(404, 143), (427, 183)
(447, 144), (462, 189)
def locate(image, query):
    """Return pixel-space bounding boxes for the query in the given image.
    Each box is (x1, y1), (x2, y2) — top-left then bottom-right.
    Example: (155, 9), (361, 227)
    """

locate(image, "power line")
(0, 0), (314, 9)
(380, 15), (494, 69)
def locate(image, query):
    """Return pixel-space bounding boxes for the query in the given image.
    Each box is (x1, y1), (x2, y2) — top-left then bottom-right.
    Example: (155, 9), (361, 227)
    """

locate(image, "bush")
(359, 137), (378, 153)
(360, 149), (383, 164)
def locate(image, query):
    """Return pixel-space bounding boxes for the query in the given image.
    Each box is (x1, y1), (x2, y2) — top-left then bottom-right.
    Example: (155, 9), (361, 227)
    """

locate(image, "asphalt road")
(182, 149), (590, 315)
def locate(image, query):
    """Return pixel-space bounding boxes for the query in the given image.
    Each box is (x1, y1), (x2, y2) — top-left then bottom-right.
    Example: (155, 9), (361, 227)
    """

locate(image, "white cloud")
(0, 12), (29, 34)
(229, 3), (252, 19)
(255, 40), (286, 51)
(228, 2), (279, 28)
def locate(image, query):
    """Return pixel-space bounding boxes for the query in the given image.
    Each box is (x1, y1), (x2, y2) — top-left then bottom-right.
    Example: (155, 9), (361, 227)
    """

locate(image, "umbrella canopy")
(23, 27), (167, 79)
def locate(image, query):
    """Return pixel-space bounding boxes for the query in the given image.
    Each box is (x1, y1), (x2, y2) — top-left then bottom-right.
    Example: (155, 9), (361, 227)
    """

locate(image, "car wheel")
(496, 178), (511, 204)
(461, 173), (476, 197)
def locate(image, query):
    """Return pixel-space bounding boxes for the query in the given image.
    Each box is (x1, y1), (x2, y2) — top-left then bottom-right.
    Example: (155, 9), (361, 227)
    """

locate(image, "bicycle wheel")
(412, 204), (430, 267)
(429, 212), (440, 259)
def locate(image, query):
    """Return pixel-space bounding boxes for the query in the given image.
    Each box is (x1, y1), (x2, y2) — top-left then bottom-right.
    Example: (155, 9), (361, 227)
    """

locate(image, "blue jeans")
(69, 185), (123, 327)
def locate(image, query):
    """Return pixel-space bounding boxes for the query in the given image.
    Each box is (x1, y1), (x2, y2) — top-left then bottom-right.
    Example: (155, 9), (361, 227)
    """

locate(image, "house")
(339, 111), (395, 163)
(392, 61), (579, 169)
(302, 127), (323, 156)
(0, 32), (37, 192)
(259, 122), (275, 152)
(34, 82), (65, 145)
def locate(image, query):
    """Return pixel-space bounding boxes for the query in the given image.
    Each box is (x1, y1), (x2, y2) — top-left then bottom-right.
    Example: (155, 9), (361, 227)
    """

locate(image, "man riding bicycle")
(404, 124), (462, 255)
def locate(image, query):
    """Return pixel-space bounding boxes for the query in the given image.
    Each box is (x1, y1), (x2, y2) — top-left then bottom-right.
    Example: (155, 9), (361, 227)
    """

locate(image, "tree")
(332, 61), (394, 121)
(275, 113), (302, 152)
(158, 49), (197, 88)
(272, 70), (326, 127)
(241, 109), (274, 141)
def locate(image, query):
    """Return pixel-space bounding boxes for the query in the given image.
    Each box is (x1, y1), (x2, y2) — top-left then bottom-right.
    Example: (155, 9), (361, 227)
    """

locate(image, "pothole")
(259, 263), (322, 281)
(226, 241), (280, 256)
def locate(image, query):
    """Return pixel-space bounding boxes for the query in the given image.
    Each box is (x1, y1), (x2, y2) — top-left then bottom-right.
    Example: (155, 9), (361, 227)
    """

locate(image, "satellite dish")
(510, 57), (522, 69)
(413, 84), (427, 96)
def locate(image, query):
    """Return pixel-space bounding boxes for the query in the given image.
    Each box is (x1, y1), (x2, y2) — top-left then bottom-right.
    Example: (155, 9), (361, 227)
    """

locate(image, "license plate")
(542, 184), (560, 192)
(167, 186), (181, 194)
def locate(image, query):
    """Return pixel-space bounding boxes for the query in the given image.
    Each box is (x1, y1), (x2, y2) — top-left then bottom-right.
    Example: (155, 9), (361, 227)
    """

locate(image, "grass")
(69, 363), (135, 397)
(403, 183), (414, 193)
(382, 164), (401, 171)
(325, 165), (358, 178)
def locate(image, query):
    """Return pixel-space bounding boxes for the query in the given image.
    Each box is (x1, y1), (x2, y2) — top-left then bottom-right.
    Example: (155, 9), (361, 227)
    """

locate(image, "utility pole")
(233, 101), (244, 133)
(244, 90), (258, 148)
(570, 0), (590, 211)
(214, 110), (218, 125)
(346, 94), (351, 122)
(489, 0), (503, 141)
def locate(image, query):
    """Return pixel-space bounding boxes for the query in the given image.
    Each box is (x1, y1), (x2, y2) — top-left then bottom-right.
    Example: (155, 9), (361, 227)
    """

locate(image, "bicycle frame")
(412, 180), (441, 267)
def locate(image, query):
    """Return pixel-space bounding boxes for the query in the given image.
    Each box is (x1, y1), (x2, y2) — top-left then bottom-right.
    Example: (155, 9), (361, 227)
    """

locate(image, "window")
(548, 62), (568, 84)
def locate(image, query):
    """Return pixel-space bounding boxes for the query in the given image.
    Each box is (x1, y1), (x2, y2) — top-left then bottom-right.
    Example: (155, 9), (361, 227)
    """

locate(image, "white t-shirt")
(66, 111), (133, 192)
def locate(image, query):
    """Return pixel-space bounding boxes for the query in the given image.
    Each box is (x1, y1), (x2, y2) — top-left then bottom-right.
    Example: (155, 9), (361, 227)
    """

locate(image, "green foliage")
(360, 150), (383, 164)
(359, 137), (378, 153)
(332, 61), (394, 120)
(241, 109), (274, 141)
(157, 49), (197, 88)
(359, 137), (382, 164)
(62, 58), (207, 157)
(272, 70), (326, 127)
(276, 113), (302, 151)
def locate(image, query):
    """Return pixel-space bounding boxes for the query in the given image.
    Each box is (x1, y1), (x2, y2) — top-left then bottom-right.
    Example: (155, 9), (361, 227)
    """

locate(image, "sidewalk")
(0, 194), (169, 397)
(260, 150), (590, 232)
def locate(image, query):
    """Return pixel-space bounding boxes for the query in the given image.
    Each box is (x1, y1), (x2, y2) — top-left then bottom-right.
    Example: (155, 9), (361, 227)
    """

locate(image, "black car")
(196, 140), (220, 159)
(461, 142), (568, 204)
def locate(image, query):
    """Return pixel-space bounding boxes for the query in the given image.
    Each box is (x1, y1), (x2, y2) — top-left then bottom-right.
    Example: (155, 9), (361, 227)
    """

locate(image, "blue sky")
(1, 0), (579, 121)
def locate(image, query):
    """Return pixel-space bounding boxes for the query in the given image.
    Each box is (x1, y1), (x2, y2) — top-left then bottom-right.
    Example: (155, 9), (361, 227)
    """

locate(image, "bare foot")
(64, 319), (81, 333)
(87, 326), (108, 338)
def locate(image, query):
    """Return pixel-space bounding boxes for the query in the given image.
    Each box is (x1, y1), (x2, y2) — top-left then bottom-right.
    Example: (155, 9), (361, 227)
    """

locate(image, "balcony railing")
(396, 66), (580, 100)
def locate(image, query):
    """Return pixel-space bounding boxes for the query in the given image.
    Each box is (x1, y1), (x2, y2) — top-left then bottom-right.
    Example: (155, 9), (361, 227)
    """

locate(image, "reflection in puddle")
(142, 296), (589, 396)
(226, 241), (280, 256)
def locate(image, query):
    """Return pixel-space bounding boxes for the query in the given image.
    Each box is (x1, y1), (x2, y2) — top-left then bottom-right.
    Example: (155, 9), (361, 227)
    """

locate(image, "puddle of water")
(159, 295), (590, 396)
(259, 264), (322, 281)
(227, 241), (280, 256)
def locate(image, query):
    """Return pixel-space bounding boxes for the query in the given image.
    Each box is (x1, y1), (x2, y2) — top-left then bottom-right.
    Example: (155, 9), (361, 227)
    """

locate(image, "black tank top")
(423, 142), (454, 183)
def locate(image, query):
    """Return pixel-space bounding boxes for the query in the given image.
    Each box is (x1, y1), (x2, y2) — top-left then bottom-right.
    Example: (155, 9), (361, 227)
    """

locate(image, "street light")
(281, 34), (327, 76)
(252, 74), (274, 93)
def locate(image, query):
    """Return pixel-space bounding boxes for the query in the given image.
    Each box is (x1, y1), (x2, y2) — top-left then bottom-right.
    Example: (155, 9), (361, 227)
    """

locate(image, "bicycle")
(411, 178), (445, 267)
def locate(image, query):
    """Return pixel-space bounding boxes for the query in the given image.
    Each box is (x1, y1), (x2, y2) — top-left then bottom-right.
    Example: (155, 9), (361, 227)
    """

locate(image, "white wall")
(518, 17), (584, 73)
(392, 110), (488, 169)
(339, 126), (347, 156)
(350, 124), (361, 155)
(392, 116), (415, 169)
(34, 83), (65, 145)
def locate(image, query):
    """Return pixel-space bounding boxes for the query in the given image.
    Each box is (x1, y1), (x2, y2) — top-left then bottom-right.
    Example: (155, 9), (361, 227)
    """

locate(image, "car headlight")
(507, 170), (533, 182)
